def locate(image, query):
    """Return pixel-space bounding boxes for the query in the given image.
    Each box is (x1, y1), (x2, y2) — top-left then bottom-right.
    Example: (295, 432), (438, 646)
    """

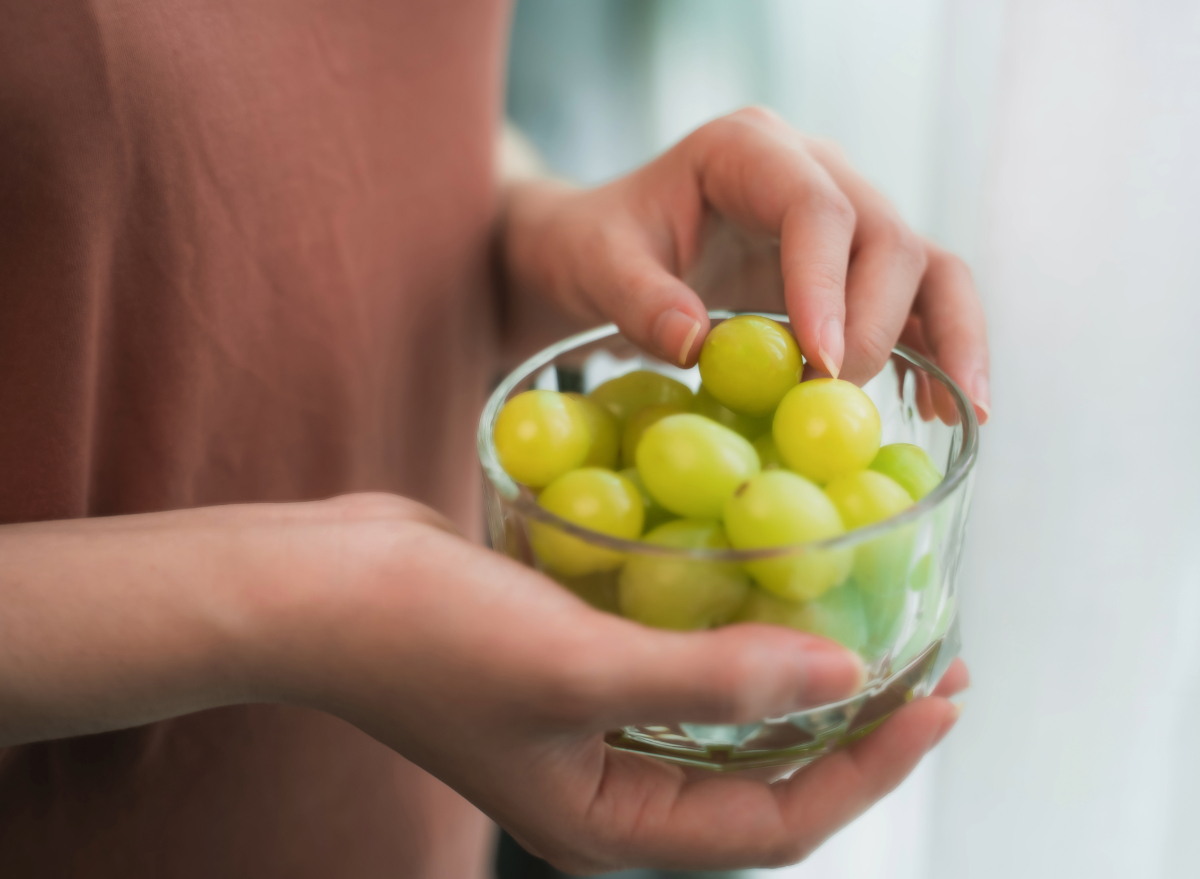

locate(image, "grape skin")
(621, 403), (689, 468)
(691, 384), (772, 440)
(506, 330), (942, 668)
(734, 584), (868, 652)
(723, 470), (851, 601)
(636, 414), (761, 519)
(752, 433), (785, 470)
(773, 379), (882, 485)
(619, 519), (750, 630)
(869, 442), (943, 501)
(530, 468), (644, 577)
(568, 393), (620, 470)
(619, 467), (676, 532)
(698, 315), (802, 417)
(494, 390), (591, 488)
(824, 470), (915, 596)
(589, 370), (693, 426)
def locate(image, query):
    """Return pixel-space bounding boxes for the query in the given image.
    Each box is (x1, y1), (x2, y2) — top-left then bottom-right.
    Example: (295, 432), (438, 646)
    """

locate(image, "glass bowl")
(477, 311), (978, 771)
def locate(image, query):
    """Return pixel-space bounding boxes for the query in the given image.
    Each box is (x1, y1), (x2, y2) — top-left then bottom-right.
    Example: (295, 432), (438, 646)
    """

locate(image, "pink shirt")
(0, 1), (509, 873)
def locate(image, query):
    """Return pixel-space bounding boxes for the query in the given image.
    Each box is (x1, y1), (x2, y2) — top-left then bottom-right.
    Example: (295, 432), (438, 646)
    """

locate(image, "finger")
(932, 657), (970, 698)
(771, 696), (960, 861)
(585, 231), (712, 367)
(806, 141), (928, 385)
(899, 283), (963, 424)
(686, 109), (855, 378)
(568, 696), (956, 872)
(914, 243), (991, 424)
(899, 315), (937, 421)
(571, 620), (865, 731)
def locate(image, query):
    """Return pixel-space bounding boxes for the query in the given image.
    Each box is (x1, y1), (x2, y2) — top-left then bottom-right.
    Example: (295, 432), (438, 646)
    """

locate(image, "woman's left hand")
(500, 106), (989, 423)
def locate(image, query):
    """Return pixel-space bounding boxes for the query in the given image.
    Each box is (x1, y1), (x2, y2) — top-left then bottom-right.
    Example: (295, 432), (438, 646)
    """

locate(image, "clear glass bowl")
(477, 311), (978, 771)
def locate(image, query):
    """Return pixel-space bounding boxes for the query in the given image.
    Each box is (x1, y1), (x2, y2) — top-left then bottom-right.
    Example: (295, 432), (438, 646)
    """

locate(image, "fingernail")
(654, 309), (703, 366)
(817, 318), (843, 380)
(971, 374), (991, 425)
(931, 701), (964, 748)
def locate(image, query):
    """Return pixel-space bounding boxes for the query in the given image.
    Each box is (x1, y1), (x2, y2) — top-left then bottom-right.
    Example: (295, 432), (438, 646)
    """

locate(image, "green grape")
(530, 468), (644, 577)
(856, 580), (908, 656)
(621, 403), (689, 468)
(619, 519), (750, 630)
(494, 390), (591, 488)
(567, 393), (620, 469)
(698, 315), (802, 416)
(589, 370), (693, 426)
(619, 467), (676, 531)
(636, 414), (760, 519)
(824, 471), (914, 595)
(869, 443), (943, 501)
(691, 385), (773, 440)
(752, 433), (785, 470)
(734, 584), (867, 653)
(773, 379), (882, 484)
(555, 569), (621, 614)
(723, 470), (851, 601)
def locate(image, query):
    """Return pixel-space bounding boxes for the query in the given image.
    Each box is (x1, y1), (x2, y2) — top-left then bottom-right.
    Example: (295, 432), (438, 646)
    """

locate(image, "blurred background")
(499, 1), (1200, 878)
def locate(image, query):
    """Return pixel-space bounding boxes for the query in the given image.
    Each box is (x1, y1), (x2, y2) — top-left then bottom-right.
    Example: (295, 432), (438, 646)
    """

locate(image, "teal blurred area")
(505, 0), (989, 251)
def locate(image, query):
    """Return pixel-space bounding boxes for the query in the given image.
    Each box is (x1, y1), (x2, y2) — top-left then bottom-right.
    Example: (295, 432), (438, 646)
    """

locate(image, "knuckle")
(689, 115), (748, 154)
(731, 104), (784, 127)
(806, 134), (847, 161)
(899, 230), (929, 275)
(875, 222), (928, 280)
(802, 259), (849, 297)
(692, 106), (782, 152)
(850, 322), (898, 375)
(928, 244), (973, 285)
(806, 184), (856, 230)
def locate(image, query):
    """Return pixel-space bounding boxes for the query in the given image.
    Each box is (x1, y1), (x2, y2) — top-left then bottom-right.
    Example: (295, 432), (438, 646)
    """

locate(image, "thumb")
(579, 620), (865, 731)
(589, 241), (710, 368)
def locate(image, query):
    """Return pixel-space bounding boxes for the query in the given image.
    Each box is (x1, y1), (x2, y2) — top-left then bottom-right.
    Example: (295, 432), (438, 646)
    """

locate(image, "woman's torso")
(0, 1), (508, 874)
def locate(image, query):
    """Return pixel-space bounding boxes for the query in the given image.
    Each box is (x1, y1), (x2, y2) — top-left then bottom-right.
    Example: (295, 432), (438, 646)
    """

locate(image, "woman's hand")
(500, 106), (990, 423)
(260, 496), (967, 873)
(0, 494), (965, 872)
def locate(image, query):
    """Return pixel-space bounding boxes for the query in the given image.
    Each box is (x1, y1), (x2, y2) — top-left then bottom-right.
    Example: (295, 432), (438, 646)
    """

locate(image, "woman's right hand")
(254, 494), (965, 873)
(0, 493), (965, 872)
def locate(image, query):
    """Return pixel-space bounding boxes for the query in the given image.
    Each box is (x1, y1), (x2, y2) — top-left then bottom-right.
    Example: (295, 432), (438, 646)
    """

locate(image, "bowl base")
(605, 621), (959, 772)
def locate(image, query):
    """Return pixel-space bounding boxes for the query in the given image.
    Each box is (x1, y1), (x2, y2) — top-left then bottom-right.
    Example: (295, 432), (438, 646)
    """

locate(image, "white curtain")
(929, 2), (1200, 877)
(507, 2), (1200, 876)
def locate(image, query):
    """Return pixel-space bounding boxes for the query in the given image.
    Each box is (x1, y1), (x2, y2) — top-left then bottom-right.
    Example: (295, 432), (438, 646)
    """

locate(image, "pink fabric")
(0, 1), (508, 874)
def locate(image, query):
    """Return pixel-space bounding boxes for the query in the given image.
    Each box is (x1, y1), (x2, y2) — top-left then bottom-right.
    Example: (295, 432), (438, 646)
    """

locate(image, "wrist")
(0, 506), (293, 743)
(237, 494), (451, 719)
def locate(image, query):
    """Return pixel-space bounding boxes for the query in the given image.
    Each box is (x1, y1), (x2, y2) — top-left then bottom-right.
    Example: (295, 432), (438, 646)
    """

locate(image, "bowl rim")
(477, 310), (979, 561)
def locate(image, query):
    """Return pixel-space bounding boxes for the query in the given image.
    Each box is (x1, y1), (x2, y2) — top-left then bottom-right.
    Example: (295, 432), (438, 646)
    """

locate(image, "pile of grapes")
(493, 316), (943, 654)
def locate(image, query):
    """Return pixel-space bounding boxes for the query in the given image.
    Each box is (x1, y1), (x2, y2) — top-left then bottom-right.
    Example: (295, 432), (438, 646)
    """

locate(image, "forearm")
(0, 505), (281, 744)
(0, 497), (408, 746)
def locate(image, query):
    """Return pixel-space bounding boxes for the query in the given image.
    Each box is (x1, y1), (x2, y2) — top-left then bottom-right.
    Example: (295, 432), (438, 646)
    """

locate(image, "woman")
(0, 2), (985, 875)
